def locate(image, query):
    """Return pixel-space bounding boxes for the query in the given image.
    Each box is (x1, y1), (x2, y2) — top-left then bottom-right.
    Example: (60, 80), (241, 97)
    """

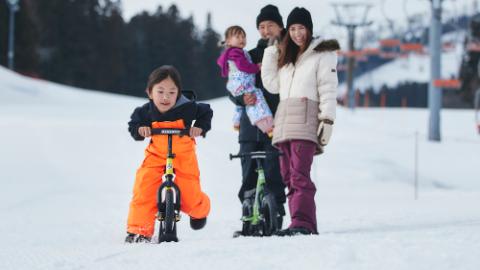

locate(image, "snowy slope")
(1, 66), (480, 270)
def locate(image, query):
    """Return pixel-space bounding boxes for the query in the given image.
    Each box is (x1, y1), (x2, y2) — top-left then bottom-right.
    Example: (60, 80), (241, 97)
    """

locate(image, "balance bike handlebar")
(229, 151), (283, 160)
(151, 128), (190, 136)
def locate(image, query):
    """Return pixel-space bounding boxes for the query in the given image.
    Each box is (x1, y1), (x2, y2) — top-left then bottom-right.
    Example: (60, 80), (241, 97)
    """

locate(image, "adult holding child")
(261, 7), (340, 236)
(227, 4), (287, 234)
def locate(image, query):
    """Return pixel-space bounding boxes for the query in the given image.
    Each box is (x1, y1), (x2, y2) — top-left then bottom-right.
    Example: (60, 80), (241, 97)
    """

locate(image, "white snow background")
(1, 66), (479, 270)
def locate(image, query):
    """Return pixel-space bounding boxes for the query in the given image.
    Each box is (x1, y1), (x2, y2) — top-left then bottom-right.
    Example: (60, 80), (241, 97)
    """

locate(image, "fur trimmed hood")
(314, 39), (340, 53)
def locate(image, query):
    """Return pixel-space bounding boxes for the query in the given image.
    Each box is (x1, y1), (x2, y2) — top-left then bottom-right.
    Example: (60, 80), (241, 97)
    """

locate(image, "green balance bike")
(151, 128), (189, 243)
(230, 151), (283, 237)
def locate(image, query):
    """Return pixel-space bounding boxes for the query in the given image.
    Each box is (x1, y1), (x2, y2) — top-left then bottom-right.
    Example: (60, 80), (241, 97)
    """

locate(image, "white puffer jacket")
(261, 38), (338, 148)
(261, 38), (338, 121)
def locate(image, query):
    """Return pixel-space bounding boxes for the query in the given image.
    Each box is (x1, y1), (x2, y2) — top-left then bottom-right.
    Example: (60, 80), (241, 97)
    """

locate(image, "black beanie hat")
(256, 4), (284, 29)
(286, 7), (313, 33)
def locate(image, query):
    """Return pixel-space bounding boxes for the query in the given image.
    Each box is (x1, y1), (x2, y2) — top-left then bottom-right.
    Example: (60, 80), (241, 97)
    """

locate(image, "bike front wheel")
(261, 193), (280, 236)
(164, 189), (175, 233)
(158, 188), (178, 243)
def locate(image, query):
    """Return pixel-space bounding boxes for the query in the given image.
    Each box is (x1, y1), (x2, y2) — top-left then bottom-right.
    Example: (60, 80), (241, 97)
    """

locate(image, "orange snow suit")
(127, 120), (210, 237)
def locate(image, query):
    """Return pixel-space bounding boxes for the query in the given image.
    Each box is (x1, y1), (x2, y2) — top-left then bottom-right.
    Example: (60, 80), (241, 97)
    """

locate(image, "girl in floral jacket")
(217, 25), (273, 136)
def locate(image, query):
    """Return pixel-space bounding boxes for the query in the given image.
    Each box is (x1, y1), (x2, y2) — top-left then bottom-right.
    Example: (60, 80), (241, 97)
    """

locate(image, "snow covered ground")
(1, 66), (479, 270)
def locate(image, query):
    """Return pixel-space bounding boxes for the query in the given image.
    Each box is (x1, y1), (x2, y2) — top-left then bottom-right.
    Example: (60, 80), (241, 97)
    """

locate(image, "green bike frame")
(241, 157), (266, 226)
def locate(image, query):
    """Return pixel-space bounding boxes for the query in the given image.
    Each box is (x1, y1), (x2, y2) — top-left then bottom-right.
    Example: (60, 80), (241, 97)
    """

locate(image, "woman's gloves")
(317, 119), (334, 146)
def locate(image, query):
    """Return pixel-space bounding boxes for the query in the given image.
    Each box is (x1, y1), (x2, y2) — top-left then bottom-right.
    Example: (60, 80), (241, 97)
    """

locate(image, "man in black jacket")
(229, 4), (286, 227)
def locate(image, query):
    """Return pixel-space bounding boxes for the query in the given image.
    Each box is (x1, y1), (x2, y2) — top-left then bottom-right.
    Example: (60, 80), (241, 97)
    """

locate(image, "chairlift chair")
(379, 39), (401, 59)
(433, 78), (461, 89)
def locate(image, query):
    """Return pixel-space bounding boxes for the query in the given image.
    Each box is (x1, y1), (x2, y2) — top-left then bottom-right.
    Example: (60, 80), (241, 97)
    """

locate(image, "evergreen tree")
(0, 1), (8, 66)
(94, 1), (126, 93)
(197, 13), (225, 100)
(0, 0), (39, 74)
(1, 1), (226, 100)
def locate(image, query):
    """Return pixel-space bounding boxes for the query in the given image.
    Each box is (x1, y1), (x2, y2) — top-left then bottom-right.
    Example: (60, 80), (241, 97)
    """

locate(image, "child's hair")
(146, 65), (182, 99)
(222, 25), (246, 46)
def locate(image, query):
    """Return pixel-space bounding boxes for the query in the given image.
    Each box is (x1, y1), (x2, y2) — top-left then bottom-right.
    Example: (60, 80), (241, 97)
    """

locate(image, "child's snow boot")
(125, 233), (151, 243)
(125, 233), (137, 243)
(135, 235), (151, 243)
(190, 217), (207, 230)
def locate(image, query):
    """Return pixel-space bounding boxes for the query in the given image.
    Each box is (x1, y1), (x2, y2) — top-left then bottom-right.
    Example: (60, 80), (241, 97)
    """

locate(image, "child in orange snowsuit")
(125, 65), (213, 243)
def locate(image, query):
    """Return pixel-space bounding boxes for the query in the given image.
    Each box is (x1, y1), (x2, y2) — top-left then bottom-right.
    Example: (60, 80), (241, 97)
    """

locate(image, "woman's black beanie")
(286, 7), (313, 33)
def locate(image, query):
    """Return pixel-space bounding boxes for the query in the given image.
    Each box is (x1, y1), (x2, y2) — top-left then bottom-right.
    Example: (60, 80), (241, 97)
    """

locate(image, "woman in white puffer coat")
(261, 7), (339, 236)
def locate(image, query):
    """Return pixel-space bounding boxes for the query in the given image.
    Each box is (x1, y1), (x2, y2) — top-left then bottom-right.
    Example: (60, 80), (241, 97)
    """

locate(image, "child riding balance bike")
(125, 65), (212, 243)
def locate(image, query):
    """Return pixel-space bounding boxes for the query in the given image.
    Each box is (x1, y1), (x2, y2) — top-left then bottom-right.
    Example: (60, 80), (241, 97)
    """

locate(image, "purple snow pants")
(276, 140), (318, 233)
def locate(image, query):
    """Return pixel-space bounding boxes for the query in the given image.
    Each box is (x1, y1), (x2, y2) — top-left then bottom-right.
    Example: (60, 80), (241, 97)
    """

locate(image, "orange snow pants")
(127, 120), (210, 237)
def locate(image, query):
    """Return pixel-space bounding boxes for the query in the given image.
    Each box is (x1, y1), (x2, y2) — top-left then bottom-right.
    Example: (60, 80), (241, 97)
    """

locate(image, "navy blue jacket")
(128, 95), (213, 141)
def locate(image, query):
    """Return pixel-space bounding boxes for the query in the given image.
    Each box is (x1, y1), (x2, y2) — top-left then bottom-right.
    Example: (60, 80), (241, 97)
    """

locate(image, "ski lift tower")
(428, 0), (444, 141)
(6, 0), (20, 70)
(331, 2), (373, 110)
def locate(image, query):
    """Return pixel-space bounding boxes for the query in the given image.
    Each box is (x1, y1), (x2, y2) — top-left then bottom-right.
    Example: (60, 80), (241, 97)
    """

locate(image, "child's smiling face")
(148, 76), (179, 113)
